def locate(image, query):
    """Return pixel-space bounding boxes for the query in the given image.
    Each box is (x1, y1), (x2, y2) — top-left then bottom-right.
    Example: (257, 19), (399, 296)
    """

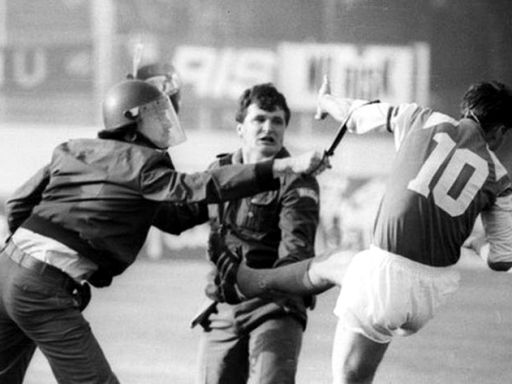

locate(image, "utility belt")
(1, 240), (92, 310)
(2, 240), (77, 292)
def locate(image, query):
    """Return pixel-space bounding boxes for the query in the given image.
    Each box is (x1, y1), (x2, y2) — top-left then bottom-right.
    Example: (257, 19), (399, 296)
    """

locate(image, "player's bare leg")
(331, 321), (389, 384)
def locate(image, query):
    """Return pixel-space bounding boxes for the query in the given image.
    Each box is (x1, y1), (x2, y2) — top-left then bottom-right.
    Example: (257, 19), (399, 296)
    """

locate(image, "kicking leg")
(331, 320), (389, 384)
(237, 249), (354, 298)
(237, 259), (334, 298)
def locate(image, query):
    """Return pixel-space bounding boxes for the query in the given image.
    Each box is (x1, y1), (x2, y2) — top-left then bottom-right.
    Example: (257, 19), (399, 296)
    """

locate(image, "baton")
(323, 99), (381, 158)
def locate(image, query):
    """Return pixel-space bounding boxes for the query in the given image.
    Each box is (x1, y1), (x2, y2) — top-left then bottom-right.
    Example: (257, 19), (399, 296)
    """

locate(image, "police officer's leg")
(196, 302), (248, 384)
(7, 267), (119, 384)
(0, 320), (36, 384)
(0, 255), (37, 383)
(248, 315), (303, 384)
(331, 320), (389, 384)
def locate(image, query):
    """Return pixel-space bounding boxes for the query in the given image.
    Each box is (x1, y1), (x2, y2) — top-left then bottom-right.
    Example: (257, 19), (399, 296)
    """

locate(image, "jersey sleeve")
(348, 102), (436, 150)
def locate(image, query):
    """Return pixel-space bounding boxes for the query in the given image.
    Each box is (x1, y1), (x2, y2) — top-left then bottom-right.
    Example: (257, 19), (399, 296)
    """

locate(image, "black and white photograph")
(1, 1), (512, 383)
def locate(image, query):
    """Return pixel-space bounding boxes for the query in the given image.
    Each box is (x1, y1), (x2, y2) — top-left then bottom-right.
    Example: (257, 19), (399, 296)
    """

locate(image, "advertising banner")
(170, 42), (430, 110)
(278, 42), (430, 109)
(0, 44), (94, 94)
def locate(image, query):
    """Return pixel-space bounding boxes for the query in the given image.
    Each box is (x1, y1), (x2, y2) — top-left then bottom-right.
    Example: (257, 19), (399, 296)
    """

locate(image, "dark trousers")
(197, 302), (303, 384)
(0, 243), (119, 384)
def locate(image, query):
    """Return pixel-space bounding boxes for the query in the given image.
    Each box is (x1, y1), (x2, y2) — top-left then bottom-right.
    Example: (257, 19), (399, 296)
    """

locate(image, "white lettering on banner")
(172, 46), (276, 99)
(13, 48), (47, 89)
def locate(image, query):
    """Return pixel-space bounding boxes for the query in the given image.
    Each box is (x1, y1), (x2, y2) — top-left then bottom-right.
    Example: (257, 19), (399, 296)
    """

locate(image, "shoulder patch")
(295, 187), (319, 204)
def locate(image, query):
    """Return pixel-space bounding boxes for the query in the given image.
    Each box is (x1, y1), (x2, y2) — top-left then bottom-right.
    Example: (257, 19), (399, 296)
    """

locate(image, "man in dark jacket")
(0, 79), (326, 384)
(195, 84), (320, 384)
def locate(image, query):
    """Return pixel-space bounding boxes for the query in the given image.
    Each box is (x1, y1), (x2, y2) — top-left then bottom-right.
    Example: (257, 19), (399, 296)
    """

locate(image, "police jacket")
(207, 148), (320, 330)
(6, 137), (278, 287)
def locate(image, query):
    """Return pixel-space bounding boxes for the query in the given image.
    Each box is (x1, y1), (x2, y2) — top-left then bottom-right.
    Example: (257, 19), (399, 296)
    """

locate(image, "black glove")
(214, 273), (245, 304)
(214, 247), (245, 304)
(216, 246), (241, 283)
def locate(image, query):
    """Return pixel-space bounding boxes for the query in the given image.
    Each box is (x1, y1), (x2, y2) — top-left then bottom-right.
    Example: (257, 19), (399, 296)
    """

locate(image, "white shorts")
(333, 246), (460, 343)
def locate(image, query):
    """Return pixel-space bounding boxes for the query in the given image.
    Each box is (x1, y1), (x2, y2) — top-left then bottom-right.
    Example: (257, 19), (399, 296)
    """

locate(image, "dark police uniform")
(197, 147), (320, 384)
(0, 137), (278, 384)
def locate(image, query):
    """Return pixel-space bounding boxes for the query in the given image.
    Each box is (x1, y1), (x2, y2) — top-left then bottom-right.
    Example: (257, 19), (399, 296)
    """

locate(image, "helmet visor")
(138, 95), (186, 148)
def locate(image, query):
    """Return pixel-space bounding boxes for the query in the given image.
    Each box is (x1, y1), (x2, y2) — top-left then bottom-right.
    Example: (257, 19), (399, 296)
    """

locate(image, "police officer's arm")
(140, 155), (277, 203)
(5, 164), (51, 233)
(152, 202), (208, 234)
(274, 175), (320, 267)
(139, 150), (327, 204)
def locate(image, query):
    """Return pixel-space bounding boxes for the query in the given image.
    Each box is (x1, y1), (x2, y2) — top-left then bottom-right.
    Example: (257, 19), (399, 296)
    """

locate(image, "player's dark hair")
(461, 81), (512, 132)
(235, 83), (291, 125)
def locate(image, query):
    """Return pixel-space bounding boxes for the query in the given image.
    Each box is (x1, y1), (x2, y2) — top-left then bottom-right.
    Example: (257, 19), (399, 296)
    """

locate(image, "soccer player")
(215, 78), (512, 383)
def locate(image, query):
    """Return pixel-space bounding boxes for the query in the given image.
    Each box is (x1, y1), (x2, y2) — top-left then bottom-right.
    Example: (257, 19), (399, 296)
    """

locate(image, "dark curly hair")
(235, 83), (291, 125)
(461, 81), (512, 132)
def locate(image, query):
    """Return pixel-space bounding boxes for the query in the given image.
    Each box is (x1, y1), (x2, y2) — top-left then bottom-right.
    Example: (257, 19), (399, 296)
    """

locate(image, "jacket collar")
(231, 147), (290, 165)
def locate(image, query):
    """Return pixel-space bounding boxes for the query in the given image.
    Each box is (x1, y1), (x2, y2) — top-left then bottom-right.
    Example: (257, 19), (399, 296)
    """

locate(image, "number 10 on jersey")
(408, 132), (488, 216)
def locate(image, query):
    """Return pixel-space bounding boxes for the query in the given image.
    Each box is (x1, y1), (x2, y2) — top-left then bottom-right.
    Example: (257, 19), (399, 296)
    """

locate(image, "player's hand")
(273, 150), (331, 177)
(315, 75), (331, 120)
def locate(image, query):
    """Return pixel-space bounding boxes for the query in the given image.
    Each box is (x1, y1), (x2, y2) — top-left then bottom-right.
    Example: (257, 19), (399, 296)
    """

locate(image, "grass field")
(21, 254), (512, 384)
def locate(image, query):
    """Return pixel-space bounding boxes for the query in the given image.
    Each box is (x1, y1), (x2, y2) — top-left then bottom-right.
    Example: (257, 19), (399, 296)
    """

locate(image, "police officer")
(0, 79), (326, 384)
(195, 83), (321, 384)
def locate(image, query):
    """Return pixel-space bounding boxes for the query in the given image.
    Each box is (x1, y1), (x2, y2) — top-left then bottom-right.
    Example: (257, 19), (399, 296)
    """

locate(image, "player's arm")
(152, 202), (208, 234)
(481, 189), (512, 272)
(316, 76), (433, 146)
(6, 164), (51, 234)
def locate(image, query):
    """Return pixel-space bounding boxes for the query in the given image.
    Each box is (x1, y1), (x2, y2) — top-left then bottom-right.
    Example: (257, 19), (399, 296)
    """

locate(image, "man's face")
(237, 103), (287, 158)
(137, 96), (186, 149)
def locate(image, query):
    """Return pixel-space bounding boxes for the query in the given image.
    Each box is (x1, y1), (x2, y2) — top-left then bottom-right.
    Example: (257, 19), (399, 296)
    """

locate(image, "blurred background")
(1, 0), (512, 258)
